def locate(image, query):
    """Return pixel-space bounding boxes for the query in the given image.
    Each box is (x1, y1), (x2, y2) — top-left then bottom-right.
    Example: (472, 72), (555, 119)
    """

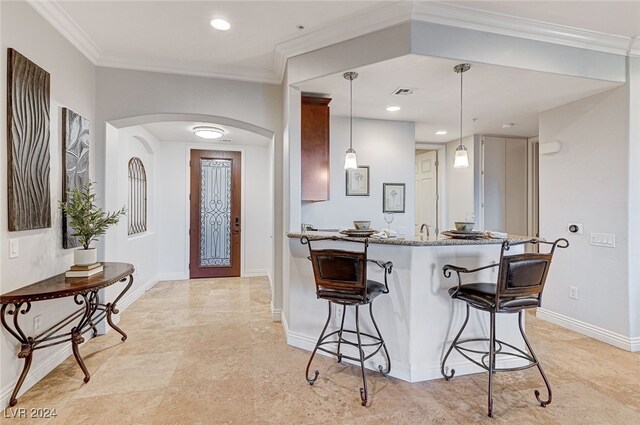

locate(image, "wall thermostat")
(567, 223), (583, 234)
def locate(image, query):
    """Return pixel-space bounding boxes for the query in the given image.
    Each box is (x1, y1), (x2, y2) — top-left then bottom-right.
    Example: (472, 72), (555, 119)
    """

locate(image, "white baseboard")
(267, 271), (280, 322)
(267, 269), (273, 294)
(116, 273), (160, 312)
(156, 272), (188, 281)
(271, 307), (282, 322)
(281, 313), (290, 343)
(0, 273), (161, 409)
(243, 268), (270, 277)
(280, 313), (525, 382)
(537, 308), (639, 352)
(157, 270), (272, 280)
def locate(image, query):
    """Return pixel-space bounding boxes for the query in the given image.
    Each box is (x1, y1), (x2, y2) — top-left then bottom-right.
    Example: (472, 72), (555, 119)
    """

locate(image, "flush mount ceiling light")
(502, 123), (515, 128)
(453, 63), (471, 169)
(193, 126), (225, 139)
(344, 71), (359, 170)
(210, 18), (231, 31)
(435, 130), (447, 135)
(386, 105), (401, 112)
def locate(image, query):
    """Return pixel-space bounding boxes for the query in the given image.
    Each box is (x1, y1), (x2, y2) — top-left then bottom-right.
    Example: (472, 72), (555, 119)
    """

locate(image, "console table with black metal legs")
(0, 262), (134, 406)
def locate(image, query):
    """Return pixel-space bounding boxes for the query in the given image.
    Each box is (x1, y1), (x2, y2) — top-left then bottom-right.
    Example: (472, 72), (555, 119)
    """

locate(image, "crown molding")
(273, 1), (413, 83)
(28, 0), (636, 85)
(275, 1), (634, 83)
(412, 2), (631, 56)
(97, 54), (280, 84)
(628, 36), (640, 57)
(27, 0), (101, 64)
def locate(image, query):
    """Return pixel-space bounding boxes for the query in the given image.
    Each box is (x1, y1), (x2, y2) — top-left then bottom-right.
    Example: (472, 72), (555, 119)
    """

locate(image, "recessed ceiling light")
(502, 123), (515, 128)
(435, 130), (447, 135)
(386, 106), (401, 112)
(210, 18), (231, 31)
(194, 126), (225, 139)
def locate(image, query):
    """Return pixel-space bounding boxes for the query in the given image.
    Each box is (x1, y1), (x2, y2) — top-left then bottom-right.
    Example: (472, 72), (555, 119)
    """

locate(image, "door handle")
(233, 217), (241, 233)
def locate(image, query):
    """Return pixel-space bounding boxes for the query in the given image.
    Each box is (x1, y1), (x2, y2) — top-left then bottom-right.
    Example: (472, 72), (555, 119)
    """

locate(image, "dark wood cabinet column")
(301, 96), (331, 201)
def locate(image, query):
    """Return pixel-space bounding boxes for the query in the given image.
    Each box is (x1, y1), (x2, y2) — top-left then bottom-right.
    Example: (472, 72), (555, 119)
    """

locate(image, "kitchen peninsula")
(284, 231), (531, 382)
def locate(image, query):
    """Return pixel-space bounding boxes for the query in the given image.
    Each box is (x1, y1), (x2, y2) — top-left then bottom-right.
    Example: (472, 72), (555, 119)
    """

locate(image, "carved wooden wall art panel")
(6, 48), (51, 231)
(61, 108), (90, 248)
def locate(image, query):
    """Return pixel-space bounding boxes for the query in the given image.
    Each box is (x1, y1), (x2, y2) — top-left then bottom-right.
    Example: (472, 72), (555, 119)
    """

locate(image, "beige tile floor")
(2, 276), (639, 424)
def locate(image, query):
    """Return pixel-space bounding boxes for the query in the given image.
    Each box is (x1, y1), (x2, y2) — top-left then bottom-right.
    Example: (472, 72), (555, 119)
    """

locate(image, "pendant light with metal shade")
(453, 63), (471, 168)
(343, 71), (358, 170)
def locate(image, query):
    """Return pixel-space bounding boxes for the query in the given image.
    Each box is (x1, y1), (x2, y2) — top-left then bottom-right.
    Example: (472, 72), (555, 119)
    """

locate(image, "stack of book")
(66, 263), (104, 278)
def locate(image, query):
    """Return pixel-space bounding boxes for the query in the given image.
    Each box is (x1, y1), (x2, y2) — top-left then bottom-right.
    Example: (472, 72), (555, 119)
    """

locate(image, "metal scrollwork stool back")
(301, 236), (393, 406)
(440, 238), (569, 417)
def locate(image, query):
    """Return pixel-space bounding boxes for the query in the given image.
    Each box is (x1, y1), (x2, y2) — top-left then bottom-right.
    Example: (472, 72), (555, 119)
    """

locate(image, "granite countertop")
(286, 231), (532, 246)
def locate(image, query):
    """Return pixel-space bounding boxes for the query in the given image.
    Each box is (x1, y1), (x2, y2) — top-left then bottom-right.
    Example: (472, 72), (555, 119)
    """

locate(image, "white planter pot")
(74, 248), (97, 266)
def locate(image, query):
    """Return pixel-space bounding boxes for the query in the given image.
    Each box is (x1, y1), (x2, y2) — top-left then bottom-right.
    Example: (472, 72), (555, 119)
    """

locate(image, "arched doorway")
(102, 113), (275, 286)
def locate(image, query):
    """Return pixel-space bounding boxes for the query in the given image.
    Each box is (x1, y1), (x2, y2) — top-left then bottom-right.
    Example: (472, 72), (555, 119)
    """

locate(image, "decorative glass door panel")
(200, 159), (232, 266)
(190, 150), (241, 278)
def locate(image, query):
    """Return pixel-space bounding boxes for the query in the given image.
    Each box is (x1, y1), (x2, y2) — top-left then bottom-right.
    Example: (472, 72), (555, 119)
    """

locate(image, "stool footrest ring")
(451, 337), (537, 373)
(315, 329), (385, 363)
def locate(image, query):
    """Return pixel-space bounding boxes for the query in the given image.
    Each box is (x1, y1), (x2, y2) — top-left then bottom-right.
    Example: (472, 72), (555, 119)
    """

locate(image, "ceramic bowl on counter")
(353, 220), (371, 230)
(454, 221), (475, 232)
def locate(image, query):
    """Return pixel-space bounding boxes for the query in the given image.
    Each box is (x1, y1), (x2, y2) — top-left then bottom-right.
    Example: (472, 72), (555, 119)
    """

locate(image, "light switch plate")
(569, 286), (578, 300)
(9, 239), (18, 259)
(590, 233), (615, 248)
(34, 315), (42, 331)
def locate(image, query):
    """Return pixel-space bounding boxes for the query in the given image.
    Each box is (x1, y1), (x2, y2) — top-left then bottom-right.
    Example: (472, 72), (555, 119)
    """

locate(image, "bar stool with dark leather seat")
(440, 238), (569, 417)
(301, 235), (393, 406)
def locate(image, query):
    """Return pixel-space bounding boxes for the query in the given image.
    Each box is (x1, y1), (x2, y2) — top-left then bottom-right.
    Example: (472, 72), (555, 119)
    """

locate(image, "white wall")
(0, 0), (96, 406)
(103, 126), (159, 302)
(628, 56), (640, 341)
(301, 117), (415, 235)
(539, 86), (632, 341)
(156, 141), (273, 279)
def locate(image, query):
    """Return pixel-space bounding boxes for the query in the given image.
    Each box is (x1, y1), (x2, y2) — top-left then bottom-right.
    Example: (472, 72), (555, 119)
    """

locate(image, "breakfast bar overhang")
(284, 232), (530, 382)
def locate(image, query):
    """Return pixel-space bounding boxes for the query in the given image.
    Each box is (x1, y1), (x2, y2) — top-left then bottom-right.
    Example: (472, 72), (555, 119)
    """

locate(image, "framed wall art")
(7, 48), (51, 231)
(62, 108), (90, 248)
(346, 166), (369, 196)
(383, 183), (405, 213)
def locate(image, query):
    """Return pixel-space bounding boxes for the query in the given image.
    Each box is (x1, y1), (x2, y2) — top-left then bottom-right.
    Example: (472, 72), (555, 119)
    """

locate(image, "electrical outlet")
(569, 286), (578, 300)
(34, 314), (42, 331)
(9, 239), (19, 259)
(590, 233), (615, 248)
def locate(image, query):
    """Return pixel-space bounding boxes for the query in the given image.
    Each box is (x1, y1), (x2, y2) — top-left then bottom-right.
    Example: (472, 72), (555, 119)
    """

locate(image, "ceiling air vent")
(392, 87), (414, 96)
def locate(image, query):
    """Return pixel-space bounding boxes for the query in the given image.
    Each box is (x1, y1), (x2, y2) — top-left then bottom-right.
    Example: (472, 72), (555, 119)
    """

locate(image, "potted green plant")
(59, 182), (126, 266)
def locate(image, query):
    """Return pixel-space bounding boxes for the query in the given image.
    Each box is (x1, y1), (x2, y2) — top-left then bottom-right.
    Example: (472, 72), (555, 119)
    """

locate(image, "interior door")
(189, 149), (241, 278)
(483, 137), (506, 232)
(414, 150), (438, 235)
(482, 137), (528, 234)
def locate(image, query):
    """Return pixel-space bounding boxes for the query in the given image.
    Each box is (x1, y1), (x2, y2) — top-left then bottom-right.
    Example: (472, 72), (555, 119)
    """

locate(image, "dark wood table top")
(0, 262), (135, 304)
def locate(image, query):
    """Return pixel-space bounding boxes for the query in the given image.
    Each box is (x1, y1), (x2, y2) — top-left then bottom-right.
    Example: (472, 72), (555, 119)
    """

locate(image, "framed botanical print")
(383, 183), (405, 213)
(346, 166), (369, 196)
